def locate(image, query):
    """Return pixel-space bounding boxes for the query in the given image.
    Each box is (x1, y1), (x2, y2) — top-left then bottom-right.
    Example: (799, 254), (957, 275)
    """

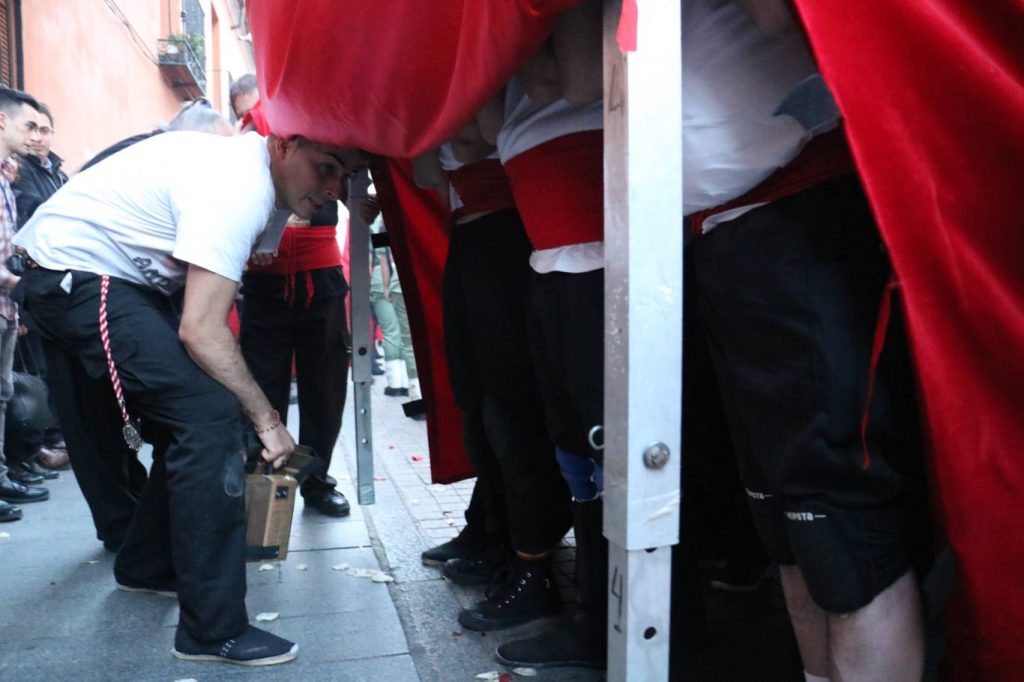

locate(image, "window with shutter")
(0, 0), (19, 88)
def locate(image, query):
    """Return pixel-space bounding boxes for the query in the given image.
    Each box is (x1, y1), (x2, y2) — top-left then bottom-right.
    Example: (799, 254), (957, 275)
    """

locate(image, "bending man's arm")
(179, 264), (295, 465)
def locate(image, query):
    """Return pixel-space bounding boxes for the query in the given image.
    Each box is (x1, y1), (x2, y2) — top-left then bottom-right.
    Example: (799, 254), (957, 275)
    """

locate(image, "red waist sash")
(447, 158), (516, 223)
(503, 130), (604, 250)
(248, 225), (342, 306)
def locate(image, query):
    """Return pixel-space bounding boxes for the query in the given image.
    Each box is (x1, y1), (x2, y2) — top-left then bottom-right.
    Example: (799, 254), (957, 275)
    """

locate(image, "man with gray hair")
(229, 73), (259, 121)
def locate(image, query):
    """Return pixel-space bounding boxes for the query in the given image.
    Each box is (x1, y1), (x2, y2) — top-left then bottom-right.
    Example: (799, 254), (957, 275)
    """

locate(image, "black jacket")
(13, 152), (68, 228)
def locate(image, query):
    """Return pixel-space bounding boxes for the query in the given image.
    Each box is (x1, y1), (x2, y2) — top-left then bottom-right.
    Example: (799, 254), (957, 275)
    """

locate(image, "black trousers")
(525, 268), (605, 460)
(239, 267), (350, 498)
(19, 269), (248, 641)
(443, 210), (572, 554)
(40, 339), (146, 546)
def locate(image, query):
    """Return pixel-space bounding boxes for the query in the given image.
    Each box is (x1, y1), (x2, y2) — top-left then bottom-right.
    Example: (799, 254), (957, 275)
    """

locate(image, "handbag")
(8, 371), (54, 433)
(7, 339), (56, 433)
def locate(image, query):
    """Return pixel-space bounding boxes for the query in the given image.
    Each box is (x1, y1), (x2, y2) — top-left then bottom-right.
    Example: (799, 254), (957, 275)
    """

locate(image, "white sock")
(805, 673), (830, 682)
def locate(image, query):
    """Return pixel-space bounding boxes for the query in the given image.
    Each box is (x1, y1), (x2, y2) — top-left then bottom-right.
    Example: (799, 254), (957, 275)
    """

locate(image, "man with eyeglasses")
(13, 103), (67, 228)
(8, 102), (71, 482)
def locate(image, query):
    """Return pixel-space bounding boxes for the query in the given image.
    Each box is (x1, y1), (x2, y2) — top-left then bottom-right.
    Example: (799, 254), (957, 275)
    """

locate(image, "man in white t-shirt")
(13, 129), (365, 666)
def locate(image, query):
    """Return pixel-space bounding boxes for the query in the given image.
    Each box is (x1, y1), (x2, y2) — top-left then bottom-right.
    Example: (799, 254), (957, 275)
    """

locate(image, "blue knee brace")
(555, 447), (603, 501)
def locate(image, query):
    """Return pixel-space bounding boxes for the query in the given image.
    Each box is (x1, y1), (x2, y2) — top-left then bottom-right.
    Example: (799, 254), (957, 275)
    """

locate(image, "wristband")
(254, 410), (281, 435)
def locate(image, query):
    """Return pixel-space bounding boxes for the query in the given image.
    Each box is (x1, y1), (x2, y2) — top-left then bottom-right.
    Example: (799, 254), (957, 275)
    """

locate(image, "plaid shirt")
(0, 176), (19, 320)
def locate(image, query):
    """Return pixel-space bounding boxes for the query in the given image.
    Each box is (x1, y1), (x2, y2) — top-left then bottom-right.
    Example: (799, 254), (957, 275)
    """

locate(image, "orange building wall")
(19, 0), (253, 173)
(206, 0), (256, 117)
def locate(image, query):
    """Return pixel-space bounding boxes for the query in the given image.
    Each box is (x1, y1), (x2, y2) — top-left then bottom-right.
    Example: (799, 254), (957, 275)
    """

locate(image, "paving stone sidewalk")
(0, 377), (602, 682)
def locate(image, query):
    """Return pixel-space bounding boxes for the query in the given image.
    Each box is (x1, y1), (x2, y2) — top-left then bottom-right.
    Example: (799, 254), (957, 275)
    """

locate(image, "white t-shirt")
(682, 0), (836, 220)
(15, 131), (279, 295)
(496, 77), (603, 166)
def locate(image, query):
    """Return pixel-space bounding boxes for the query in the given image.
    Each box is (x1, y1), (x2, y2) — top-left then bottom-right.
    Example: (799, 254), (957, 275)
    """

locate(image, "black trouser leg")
(449, 211), (572, 553)
(40, 338), (143, 545)
(108, 296), (247, 641)
(115, 430), (174, 587)
(241, 287), (348, 497)
(572, 499), (608, 648)
(444, 224), (509, 547)
(294, 295), (349, 497)
(460, 410), (510, 544)
(239, 293), (293, 421)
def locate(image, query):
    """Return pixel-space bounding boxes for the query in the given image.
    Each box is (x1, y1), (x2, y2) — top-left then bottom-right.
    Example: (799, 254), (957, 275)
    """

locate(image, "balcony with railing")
(157, 0), (206, 100)
(157, 36), (206, 100)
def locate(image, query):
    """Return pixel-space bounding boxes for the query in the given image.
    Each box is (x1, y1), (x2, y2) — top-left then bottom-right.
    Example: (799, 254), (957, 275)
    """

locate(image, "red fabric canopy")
(250, 0), (579, 157)
(791, 1), (1024, 678)
(370, 157), (472, 483)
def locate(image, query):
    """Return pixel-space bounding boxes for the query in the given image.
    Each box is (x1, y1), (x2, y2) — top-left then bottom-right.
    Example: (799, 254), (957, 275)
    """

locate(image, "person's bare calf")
(828, 570), (923, 682)
(780, 565), (923, 682)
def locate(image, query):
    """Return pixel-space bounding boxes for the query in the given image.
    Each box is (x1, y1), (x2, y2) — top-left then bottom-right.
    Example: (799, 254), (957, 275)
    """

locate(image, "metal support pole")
(602, 1), (683, 680)
(347, 169), (375, 505)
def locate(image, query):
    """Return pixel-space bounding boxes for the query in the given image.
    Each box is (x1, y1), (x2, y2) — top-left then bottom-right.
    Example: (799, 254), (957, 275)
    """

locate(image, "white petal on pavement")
(476, 673), (501, 680)
(514, 667), (538, 677)
(255, 612), (279, 622)
(85, 560), (99, 565)
(345, 567), (377, 578)
(295, 564), (308, 571)
(332, 563), (350, 571)
(258, 563), (275, 572)
(371, 573), (395, 583)
(0, 532), (9, 539)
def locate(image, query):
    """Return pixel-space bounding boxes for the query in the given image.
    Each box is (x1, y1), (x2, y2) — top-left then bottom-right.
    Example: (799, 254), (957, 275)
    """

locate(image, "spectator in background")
(369, 214), (419, 399)
(0, 87), (48, 519)
(13, 103), (67, 228)
(11, 102), (70, 475)
(229, 73), (259, 122)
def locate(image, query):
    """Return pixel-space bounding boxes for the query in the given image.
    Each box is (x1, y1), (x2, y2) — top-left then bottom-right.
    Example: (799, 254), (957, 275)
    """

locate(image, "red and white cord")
(99, 274), (136, 444)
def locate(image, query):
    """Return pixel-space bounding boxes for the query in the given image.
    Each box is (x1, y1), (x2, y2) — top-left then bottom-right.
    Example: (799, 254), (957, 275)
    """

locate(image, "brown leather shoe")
(35, 446), (71, 471)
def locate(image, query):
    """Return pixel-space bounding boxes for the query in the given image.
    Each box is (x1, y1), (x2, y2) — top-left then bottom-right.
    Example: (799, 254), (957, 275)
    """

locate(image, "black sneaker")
(443, 546), (509, 587)
(496, 617), (606, 669)
(421, 529), (484, 566)
(172, 624), (298, 666)
(458, 557), (561, 631)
